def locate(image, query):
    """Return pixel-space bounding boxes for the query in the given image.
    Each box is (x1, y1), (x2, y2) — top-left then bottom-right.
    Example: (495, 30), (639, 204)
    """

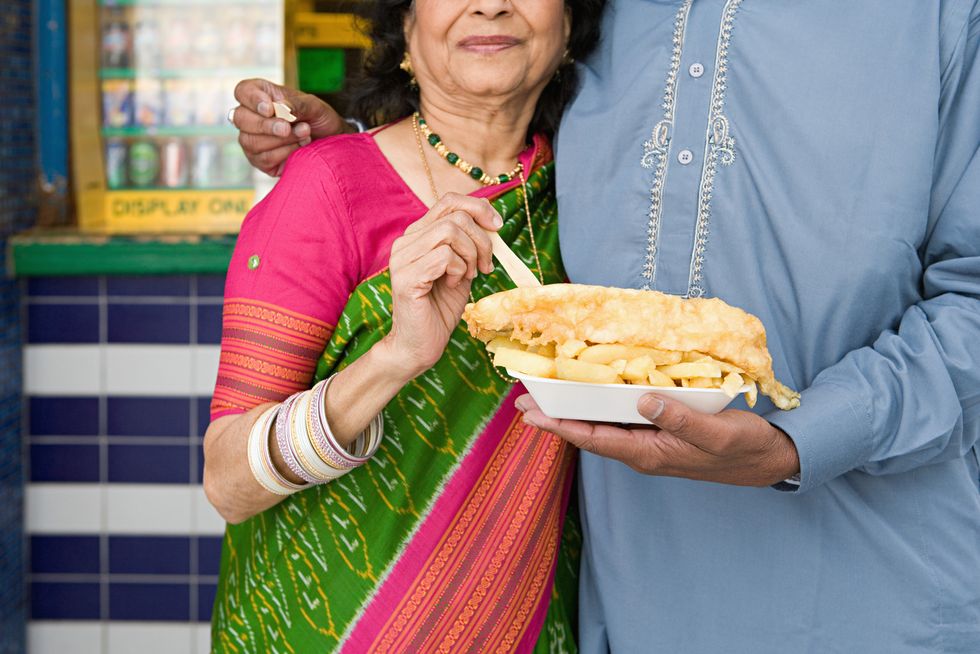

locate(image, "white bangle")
(290, 390), (348, 482)
(247, 405), (307, 496)
(315, 374), (384, 465)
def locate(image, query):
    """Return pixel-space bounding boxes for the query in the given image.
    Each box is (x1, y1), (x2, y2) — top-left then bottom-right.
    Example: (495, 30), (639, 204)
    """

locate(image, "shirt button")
(689, 63), (705, 78)
(677, 149), (694, 165)
(247, 254), (261, 270)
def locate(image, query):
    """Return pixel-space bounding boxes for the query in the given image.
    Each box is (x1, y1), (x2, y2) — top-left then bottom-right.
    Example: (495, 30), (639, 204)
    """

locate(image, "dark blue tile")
(31, 536), (100, 574)
(27, 304), (99, 343)
(107, 444), (190, 484)
(109, 583), (189, 621)
(197, 537), (223, 576)
(30, 444), (100, 482)
(30, 397), (99, 436)
(107, 397), (189, 437)
(31, 582), (101, 620)
(27, 277), (100, 297)
(107, 304), (190, 344)
(197, 583), (217, 622)
(196, 304), (222, 344)
(195, 443), (205, 484)
(196, 275), (226, 297)
(196, 397), (212, 437)
(109, 536), (190, 575)
(107, 276), (190, 297)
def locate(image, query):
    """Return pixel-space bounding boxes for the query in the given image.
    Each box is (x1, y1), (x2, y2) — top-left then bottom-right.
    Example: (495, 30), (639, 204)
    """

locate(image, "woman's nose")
(470, 0), (512, 19)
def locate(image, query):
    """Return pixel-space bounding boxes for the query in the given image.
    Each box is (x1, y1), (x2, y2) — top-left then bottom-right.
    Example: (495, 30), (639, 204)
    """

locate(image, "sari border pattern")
(210, 298), (334, 418)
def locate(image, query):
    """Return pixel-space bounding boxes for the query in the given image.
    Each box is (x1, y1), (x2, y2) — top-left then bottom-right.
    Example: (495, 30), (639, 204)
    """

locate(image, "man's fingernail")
(293, 123), (310, 138)
(515, 398), (529, 412)
(639, 395), (665, 419)
(522, 414), (540, 427)
(492, 213), (503, 228)
(257, 101), (271, 116)
(274, 122), (290, 137)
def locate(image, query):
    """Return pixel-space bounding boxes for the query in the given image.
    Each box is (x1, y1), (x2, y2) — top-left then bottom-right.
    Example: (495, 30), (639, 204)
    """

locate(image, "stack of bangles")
(246, 374), (384, 496)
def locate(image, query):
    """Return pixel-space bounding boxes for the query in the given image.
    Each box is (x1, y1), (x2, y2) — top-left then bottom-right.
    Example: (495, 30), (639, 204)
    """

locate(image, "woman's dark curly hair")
(350, 0), (606, 137)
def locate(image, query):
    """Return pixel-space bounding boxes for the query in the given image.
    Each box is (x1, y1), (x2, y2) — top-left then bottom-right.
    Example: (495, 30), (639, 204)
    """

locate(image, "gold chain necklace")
(411, 112), (545, 384)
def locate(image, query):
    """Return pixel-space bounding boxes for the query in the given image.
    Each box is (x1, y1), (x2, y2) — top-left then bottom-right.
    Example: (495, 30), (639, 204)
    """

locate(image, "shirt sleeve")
(767, 7), (980, 493)
(210, 145), (361, 421)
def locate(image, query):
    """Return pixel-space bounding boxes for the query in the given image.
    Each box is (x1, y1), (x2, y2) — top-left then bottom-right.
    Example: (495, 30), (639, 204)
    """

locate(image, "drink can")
(129, 140), (160, 187)
(163, 14), (191, 69)
(133, 8), (161, 69)
(105, 139), (128, 189)
(191, 139), (219, 188)
(135, 78), (164, 128)
(221, 140), (251, 186)
(163, 79), (195, 127)
(102, 80), (134, 128)
(194, 17), (221, 69)
(161, 138), (189, 188)
(191, 78), (224, 126)
(102, 10), (132, 69)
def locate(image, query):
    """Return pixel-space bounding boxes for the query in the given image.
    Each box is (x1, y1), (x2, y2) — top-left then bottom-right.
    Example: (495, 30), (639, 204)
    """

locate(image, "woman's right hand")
(230, 79), (354, 176)
(383, 194), (502, 381)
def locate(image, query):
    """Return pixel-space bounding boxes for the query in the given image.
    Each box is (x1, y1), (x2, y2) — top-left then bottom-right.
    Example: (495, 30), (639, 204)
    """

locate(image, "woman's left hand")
(383, 193), (502, 380)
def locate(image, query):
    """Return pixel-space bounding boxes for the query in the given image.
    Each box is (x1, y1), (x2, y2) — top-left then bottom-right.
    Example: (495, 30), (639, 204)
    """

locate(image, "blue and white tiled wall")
(22, 275), (227, 654)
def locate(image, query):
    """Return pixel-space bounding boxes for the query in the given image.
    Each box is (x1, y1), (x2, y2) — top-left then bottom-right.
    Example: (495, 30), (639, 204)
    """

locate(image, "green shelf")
(102, 125), (236, 138)
(100, 67), (279, 80)
(8, 231), (237, 277)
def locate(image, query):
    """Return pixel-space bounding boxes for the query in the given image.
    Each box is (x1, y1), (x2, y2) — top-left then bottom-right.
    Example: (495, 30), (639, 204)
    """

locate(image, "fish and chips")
(462, 284), (800, 410)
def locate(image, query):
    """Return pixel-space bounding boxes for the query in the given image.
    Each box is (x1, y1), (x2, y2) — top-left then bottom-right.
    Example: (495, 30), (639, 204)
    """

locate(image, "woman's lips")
(458, 35), (522, 54)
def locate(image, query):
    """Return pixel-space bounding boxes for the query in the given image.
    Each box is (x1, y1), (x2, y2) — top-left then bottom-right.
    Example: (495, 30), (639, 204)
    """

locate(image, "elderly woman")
(204, 0), (603, 651)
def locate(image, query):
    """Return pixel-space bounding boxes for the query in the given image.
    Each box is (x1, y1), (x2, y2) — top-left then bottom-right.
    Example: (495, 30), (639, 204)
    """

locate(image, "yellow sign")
(294, 12), (370, 48)
(101, 189), (255, 234)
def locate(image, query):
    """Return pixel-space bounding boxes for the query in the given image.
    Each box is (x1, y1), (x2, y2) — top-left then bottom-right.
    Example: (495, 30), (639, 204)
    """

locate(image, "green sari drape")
(212, 161), (580, 653)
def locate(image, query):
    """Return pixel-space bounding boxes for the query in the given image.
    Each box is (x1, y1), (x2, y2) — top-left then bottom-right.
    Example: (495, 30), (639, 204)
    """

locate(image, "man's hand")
(516, 393), (800, 487)
(230, 79), (355, 176)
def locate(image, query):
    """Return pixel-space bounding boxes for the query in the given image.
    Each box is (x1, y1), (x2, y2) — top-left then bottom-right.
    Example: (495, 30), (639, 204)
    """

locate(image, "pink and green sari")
(210, 131), (579, 653)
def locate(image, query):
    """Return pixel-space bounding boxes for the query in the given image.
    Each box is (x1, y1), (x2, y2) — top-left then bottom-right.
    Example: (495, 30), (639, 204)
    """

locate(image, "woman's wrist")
(375, 334), (429, 384)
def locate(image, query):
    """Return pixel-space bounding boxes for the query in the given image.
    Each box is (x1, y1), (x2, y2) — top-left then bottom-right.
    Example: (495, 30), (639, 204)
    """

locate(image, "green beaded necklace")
(414, 112), (524, 186)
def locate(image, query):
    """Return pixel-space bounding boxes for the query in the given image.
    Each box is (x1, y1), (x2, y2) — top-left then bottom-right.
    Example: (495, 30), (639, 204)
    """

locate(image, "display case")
(71, 0), (285, 233)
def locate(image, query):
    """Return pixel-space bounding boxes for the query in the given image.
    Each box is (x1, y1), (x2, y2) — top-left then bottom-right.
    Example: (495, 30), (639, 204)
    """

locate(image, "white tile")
(107, 622), (194, 654)
(28, 484), (226, 536)
(193, 485), (227, 536)
(29, 621), (102, 654)
(24, 346), (101, 396)
(26, 484), (103, 534)
(106, 484), (194, 534)
(194, 624), (212, 654)
(105, 345), (193, 396)
(191, 346), (221, 396)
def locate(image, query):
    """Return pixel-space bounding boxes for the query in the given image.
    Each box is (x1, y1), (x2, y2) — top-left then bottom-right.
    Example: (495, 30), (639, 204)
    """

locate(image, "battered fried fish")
(462, 284), (800, 410)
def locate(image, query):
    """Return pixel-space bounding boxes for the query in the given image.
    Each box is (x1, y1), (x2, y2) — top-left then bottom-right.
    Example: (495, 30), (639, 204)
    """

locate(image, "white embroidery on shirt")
(688, 0), (744, 298)
(640, 0), (693, 290)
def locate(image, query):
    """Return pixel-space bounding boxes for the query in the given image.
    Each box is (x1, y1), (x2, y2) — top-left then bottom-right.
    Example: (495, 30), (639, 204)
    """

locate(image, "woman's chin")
(443, 75), (540, 106)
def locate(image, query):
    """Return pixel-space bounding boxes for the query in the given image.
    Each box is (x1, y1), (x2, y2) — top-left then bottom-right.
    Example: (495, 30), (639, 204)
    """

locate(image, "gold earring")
(400, 52), (417, 87)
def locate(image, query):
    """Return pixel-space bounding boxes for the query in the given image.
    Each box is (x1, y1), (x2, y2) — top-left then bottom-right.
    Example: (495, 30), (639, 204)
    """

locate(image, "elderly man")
(230, 1), (980, 651)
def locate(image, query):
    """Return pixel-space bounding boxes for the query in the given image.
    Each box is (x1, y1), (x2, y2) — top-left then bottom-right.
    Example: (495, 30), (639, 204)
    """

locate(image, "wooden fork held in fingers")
(486, 229), (542, 288)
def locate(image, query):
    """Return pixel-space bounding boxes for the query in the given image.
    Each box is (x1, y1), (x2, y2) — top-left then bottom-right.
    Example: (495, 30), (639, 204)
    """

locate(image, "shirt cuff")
(766, 380), (873, 493)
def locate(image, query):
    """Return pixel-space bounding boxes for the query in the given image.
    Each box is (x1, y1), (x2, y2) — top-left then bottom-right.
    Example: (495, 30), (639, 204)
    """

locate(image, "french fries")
(577, 344), (682, 366)
(646, 369), (676, 387)
(486, 336), (525, 354)
(556, 357), (622, 384)
(492, 348), (557, 379)
(486, 335), (756, 405)
(658, 362), (723, 379)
